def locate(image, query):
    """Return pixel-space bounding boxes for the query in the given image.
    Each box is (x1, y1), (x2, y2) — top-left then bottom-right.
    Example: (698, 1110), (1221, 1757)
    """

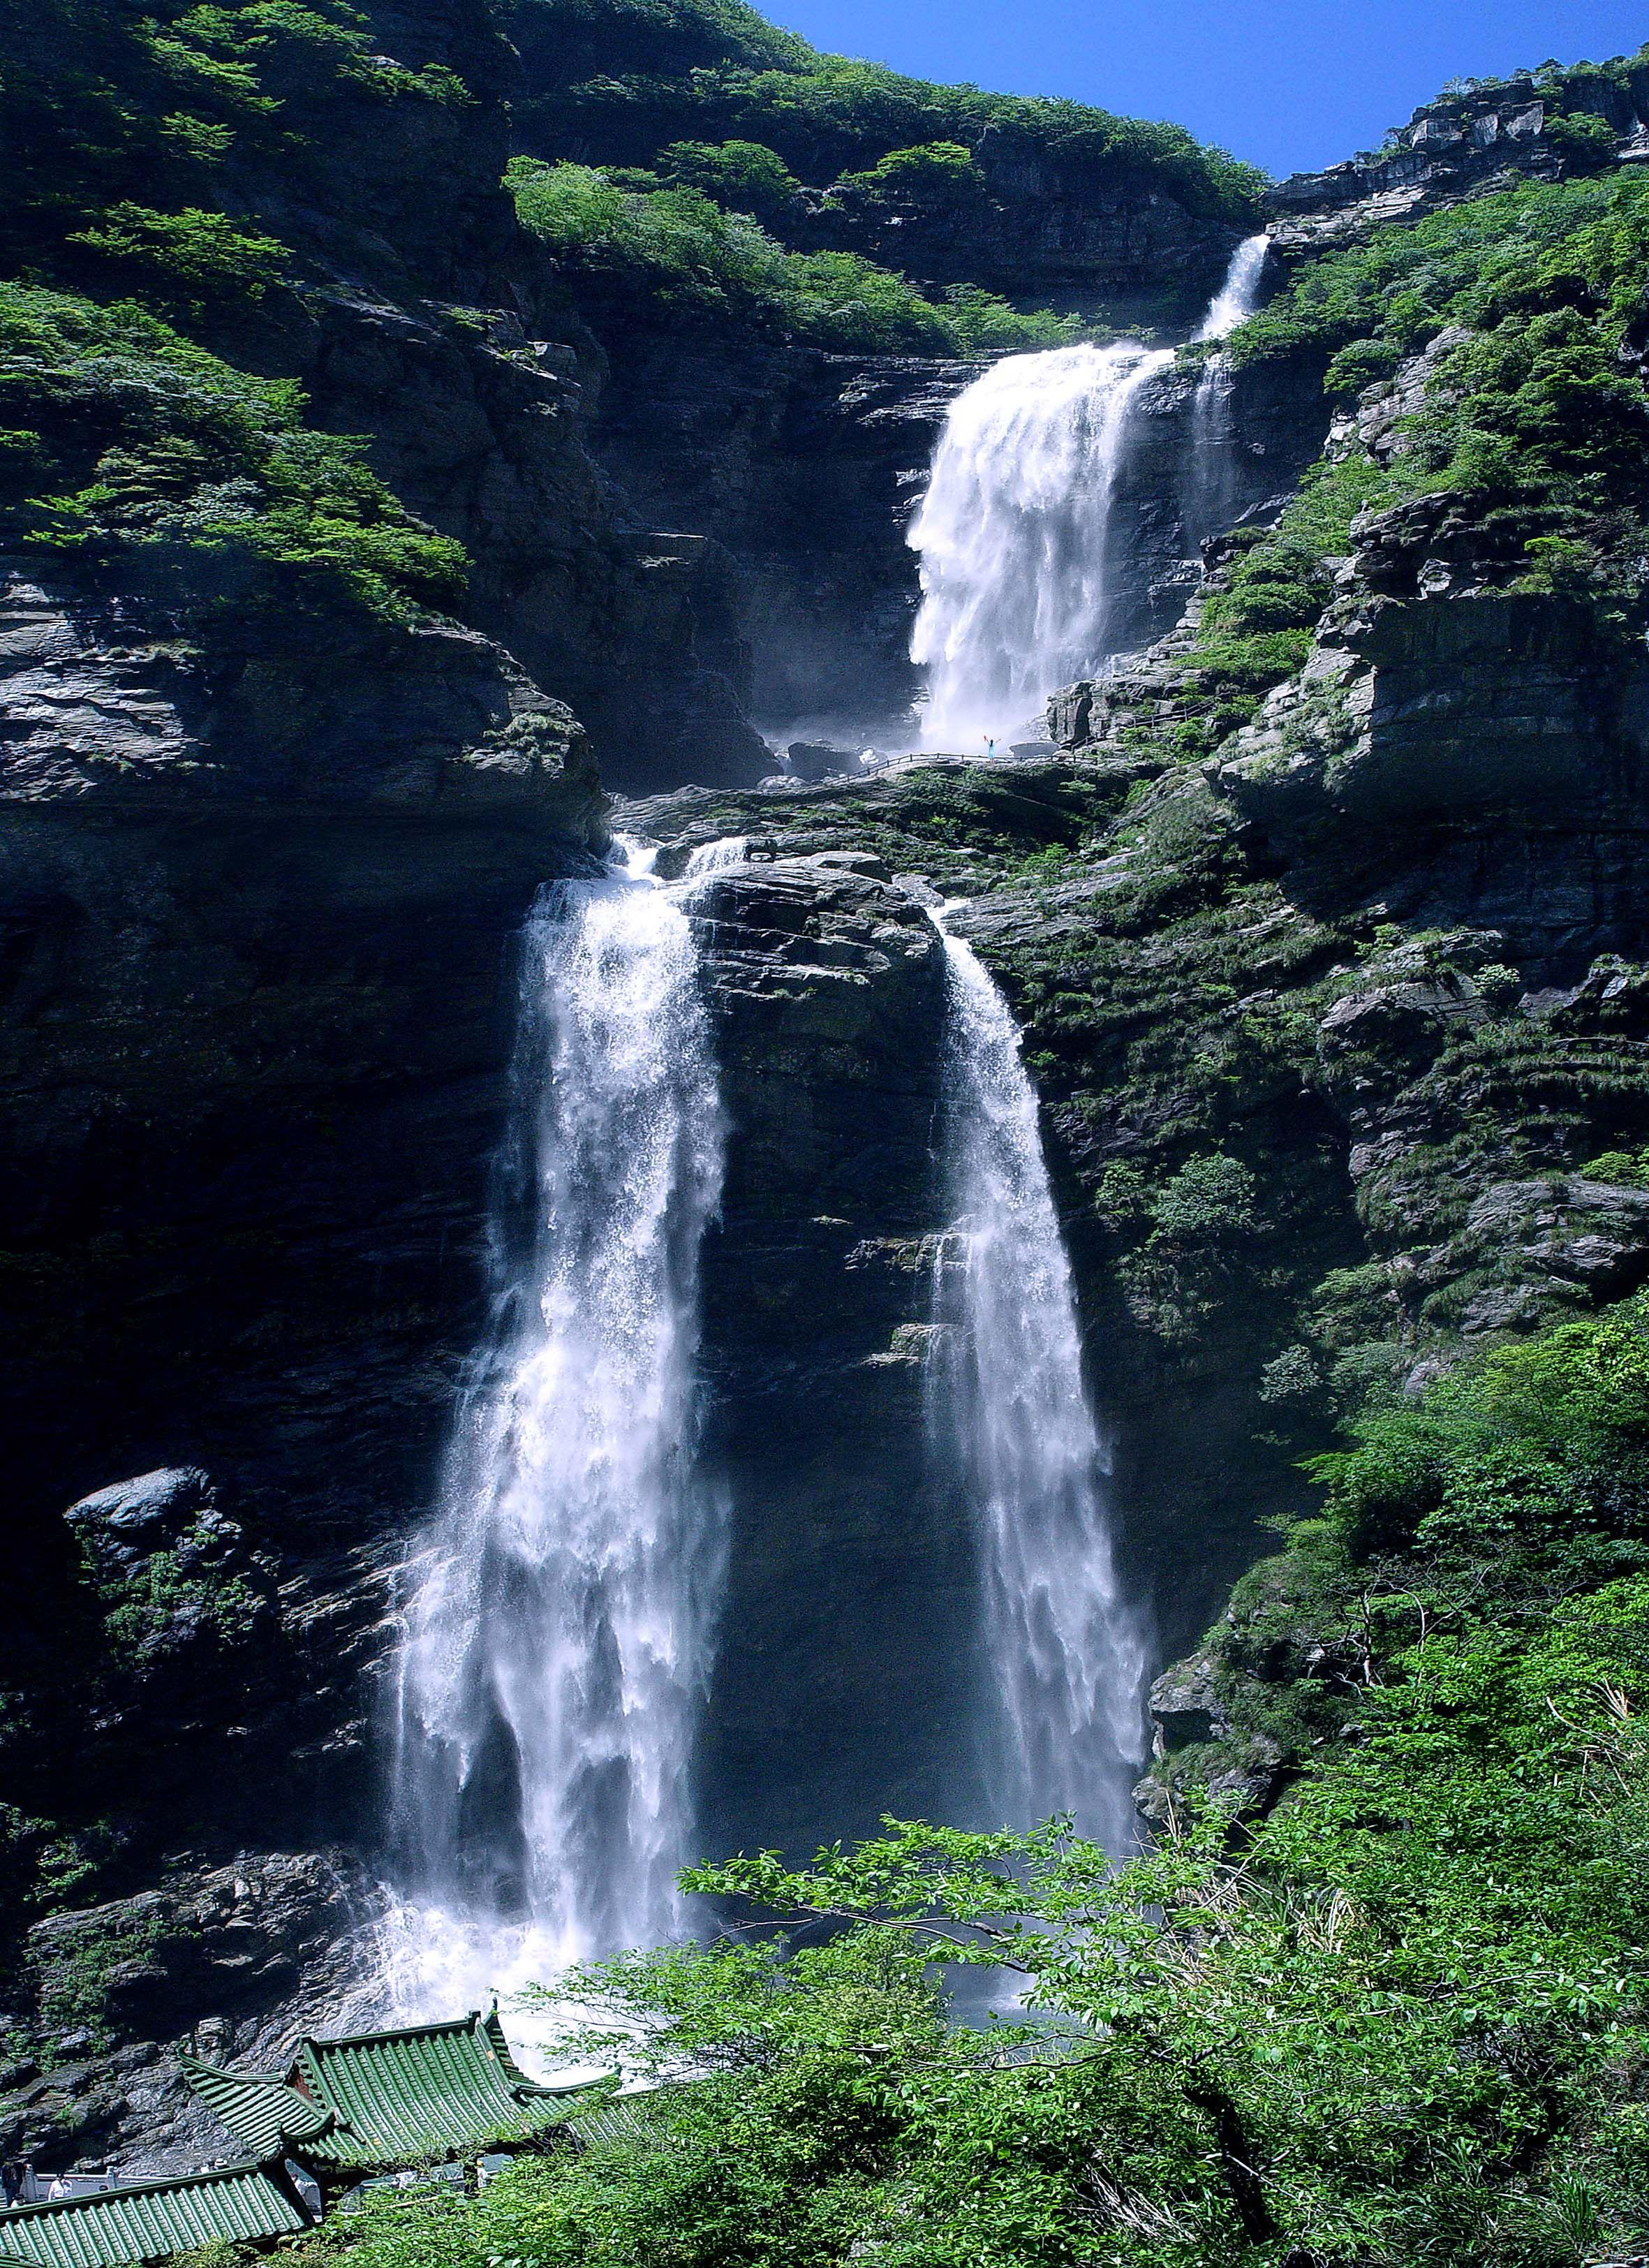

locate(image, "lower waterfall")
(927, 922), (1148, 1848)
(386, 844), (726, 2012)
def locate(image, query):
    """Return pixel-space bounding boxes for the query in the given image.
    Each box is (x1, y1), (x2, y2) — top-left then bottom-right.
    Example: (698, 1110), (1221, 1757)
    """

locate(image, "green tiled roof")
(177, 2060), (333, 2160)
(186, 2011), (614, 2172)
(564, 2088), (673, 2151)
(0, 2165), (306, 2268)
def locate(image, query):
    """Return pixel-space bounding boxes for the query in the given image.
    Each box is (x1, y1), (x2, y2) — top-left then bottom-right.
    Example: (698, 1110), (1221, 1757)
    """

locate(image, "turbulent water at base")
(926, 922), (1148, 1849)
(384, 841), (729, 2028)
(909, 341), (1174, 749)
(1186, 234), (1272, 536)
(908, 235), (1271, 752)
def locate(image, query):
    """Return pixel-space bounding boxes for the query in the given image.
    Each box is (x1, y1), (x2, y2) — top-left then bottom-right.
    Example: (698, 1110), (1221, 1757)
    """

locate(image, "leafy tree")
(834, 140), (986, 202)
(655, 137), (802, 220)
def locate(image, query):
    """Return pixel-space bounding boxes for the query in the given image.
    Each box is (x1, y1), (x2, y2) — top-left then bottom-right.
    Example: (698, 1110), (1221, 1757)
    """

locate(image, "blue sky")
(767, 1), (1649, 177)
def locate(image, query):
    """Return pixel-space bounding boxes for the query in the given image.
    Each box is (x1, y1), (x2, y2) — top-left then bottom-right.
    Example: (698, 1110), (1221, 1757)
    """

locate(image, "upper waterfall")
(908, 341), (1173, 751)
(908, 234), (1273, 753)
(1194, 233), (1271, 344)
(387, 843), (727, 2012)
(926, 921), (1148, 1847)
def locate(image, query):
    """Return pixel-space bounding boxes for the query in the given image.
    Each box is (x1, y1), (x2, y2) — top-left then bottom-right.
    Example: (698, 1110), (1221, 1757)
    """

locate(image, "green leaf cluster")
(507, 159), (1088, 354)
(0, 286), (466, 618)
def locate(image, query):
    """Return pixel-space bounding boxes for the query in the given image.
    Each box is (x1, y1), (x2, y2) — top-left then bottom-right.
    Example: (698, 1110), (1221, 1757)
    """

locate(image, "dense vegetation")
(508, 159), (1086, 354)
(510, 0), (1264, 222)
(0, 0), (478, 619)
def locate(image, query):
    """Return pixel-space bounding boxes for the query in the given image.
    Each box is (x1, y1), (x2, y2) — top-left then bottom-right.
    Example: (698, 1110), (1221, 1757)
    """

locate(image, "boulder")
(786, 742), (864, 782)
(1148, 1652), (1229, 1752)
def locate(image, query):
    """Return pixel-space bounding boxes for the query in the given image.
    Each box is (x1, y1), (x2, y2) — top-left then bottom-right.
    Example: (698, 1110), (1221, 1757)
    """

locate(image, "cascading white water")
(926, 920), (1148, 1848)
(908, 236), (1273, 752)
(1193, 233), (1271, 347)
(909, 341), (1174, 750)
(385, 839), (730, 2020)
(1187, 234), (1272, 534)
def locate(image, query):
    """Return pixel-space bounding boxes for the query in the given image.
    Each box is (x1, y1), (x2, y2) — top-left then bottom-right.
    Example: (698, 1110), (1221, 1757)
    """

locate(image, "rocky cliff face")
(1267, 58), (1649, 249)
(0, 543), (608, 1897)
(585, 325), (966, 734)
(789, 161), (1245, 326)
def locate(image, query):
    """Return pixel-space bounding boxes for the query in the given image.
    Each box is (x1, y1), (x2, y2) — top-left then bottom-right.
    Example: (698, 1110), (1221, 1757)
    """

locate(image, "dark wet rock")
(586, 337), (969, 736)
(786, 742), (864, 781)
(663, 844), (980, 1850)
(0, 584), (612, 1861)
(1149, 1653), (1229, 1751)
(0, 562), (609, 832)
(64, 1470), (223, 1580)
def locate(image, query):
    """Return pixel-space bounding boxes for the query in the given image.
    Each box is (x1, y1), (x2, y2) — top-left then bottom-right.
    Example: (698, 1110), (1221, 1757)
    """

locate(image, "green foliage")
(513, 0), (1266, 221)
(1208, 170), (1649, 626)
(1170, 454), (1391, 747)
(66, 203), (290, 314)
(28, 1904), (174, 2044)
(507, 159), (1083, 353)
(834, 139), (984, 199)
(1543, 108), (1620, 172)
(654, 136), (801, 219)
(1232, 172), (1649, 371)
(1116, 1153), (1262, 1347)
(0, 0), (469, 281)
(1581, 1143), (1649, 1186)
(304, 1409), (1649, 2268)
(0, 286), (466, 618)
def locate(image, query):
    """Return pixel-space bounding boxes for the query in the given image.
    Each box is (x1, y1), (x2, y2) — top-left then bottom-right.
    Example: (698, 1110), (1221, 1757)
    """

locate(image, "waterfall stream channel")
(910, 233), (1270, 749)
(388, 841), (730, 2017)
(384, 236), (1272, 2016)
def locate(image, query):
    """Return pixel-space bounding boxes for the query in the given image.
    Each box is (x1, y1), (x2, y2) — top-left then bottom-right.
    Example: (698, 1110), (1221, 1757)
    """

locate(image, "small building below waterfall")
(181, 2010), (609, 2179)
(0, 2014), (616, 2268)
(0, 2164), (310, 2268)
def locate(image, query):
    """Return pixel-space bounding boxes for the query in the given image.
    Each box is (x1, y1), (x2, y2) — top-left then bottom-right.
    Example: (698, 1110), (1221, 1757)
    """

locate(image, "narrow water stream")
(927, 918), (1148, 1848)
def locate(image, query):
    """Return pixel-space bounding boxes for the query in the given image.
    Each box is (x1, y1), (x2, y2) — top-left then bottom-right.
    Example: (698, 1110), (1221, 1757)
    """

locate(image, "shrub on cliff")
(653, 135), (804, 221)
(508, 158), (1084, 353)
(831, 139), (986, 204)
(0, 286), (466, 619)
